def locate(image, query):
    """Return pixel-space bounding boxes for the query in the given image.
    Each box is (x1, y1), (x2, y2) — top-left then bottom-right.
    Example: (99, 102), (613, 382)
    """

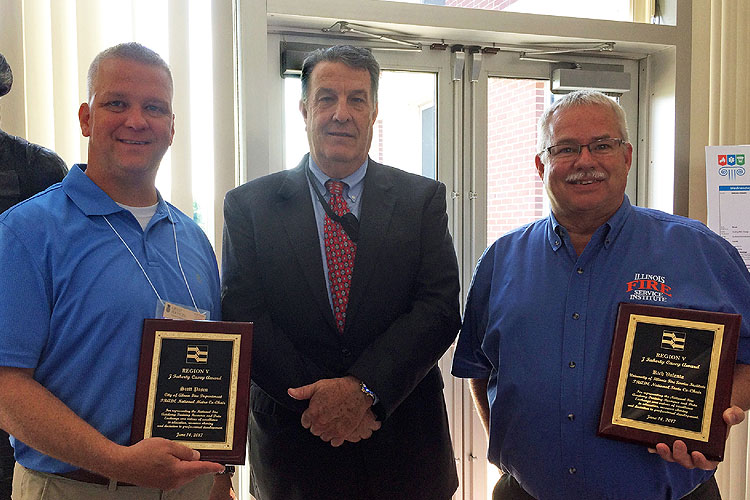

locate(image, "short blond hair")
(87, 42), (172, 101)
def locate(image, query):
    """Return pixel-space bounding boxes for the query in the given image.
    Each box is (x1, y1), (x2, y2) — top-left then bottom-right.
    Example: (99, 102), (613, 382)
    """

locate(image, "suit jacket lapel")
(345, 160), (396, 329)
(276, 155), (338, 332)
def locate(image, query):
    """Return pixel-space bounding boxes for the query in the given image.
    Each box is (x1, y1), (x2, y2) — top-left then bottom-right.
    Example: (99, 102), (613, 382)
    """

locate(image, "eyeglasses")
(544, 138), (625, 161)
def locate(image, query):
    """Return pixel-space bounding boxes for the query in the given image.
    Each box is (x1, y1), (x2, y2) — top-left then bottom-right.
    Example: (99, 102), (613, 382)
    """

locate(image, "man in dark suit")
(221, 45), (460, 500)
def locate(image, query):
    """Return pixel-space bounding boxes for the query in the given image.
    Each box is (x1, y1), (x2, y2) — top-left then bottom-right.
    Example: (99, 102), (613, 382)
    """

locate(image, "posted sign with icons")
(706, 145), (750, 271)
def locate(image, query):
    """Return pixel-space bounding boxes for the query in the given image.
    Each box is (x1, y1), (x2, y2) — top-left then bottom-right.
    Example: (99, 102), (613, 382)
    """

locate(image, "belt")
(54, 469), (135, 487)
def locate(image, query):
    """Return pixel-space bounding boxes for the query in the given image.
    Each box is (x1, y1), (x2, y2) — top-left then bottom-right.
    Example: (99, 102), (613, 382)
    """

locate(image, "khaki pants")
(11, 464), (214, 500)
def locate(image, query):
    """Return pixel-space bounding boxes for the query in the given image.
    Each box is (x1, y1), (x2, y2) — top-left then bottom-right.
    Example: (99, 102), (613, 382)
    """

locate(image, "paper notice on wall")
(706, 145), (750, 271)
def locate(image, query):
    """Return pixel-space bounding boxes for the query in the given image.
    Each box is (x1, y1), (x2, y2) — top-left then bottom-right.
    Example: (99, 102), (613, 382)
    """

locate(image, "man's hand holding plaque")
(650, 404), (745, 469)
(599, 303), (742, 462)
(131, 319), (253, 464)
(109, 437), (222, 489)
(650, 363), (750, 469)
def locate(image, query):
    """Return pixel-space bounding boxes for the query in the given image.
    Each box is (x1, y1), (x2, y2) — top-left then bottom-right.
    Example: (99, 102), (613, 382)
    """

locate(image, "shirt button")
(572, 312), (580, 320)
(554, 240), (560, 246)
(569, 467), (577, 474)
(341, 348), (352, 357)
(567, 413), (575, 421)
(569, 361), (576, 368)
(577, 268), (584, 274)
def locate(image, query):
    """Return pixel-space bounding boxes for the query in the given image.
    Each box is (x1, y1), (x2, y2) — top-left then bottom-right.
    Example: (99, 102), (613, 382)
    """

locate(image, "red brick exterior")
(486, 78), (547, 245)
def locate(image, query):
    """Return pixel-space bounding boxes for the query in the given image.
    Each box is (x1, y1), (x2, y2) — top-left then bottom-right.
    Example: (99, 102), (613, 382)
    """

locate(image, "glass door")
(461, 49), (640, 500)
(284, 69), (439, 178)
(483, 75), (638, 248)
(268, 35), (467, 498)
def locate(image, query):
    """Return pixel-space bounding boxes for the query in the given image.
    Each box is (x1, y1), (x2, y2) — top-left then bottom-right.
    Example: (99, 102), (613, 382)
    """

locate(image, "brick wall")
(486, 78), (547, 244)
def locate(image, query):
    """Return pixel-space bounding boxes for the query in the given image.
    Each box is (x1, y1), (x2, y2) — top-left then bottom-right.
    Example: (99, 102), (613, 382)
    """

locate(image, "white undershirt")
(117, 202), (158, 230)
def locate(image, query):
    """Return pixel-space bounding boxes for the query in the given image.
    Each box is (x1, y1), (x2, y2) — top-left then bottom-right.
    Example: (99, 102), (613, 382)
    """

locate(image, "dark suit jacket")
(222, 156), (460, 500)
(0, 129), (68, 214)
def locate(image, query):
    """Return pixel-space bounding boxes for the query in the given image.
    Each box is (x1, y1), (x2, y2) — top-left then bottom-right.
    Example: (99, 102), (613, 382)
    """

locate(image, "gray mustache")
(565, 170), (607, 182)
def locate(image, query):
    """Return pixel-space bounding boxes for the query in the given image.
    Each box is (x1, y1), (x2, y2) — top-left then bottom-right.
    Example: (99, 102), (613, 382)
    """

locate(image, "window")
(3, 0), (234, 249)
(284, 71), (437, 178)
(377, 0), (637, 23)
(486, 78), (550, 245)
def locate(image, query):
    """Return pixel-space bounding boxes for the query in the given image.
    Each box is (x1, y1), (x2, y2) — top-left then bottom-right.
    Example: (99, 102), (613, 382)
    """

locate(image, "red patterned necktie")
(324, 180), (357, 333)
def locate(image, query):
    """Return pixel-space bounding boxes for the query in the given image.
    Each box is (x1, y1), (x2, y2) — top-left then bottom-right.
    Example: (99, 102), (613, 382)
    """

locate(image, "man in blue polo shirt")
(0, 50), (69, 500)
(452, 90), (750, 500)
(0, 43), (227, 499)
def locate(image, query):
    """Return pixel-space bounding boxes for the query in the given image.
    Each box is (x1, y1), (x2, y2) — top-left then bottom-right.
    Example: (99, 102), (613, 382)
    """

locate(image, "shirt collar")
(546, 195), (633, 252)
(63, 164), (174, 223)
(307, 156), (368, 201)
(546, 212), (565, 252)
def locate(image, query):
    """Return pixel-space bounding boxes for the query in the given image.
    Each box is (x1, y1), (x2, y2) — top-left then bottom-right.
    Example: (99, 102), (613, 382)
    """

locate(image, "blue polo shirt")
(452, 196), (750, 500)
(0, 165), (220, 473)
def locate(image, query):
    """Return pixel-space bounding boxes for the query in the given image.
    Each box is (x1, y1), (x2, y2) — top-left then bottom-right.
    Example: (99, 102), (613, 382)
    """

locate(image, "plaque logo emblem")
(661, 330), (686, 351)
(186, 345), (208, 364)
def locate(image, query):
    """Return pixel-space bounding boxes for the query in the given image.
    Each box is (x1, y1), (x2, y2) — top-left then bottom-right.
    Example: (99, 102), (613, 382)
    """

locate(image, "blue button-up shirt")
(452, 196), (750, 500)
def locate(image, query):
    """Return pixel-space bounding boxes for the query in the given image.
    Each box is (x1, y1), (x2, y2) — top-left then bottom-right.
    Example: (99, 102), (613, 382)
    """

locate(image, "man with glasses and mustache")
(452, 90), (750, 500)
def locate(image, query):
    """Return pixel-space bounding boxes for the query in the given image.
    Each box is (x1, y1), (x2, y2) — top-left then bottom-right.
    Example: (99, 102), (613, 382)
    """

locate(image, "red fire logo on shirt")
(626, 273), (671, 303)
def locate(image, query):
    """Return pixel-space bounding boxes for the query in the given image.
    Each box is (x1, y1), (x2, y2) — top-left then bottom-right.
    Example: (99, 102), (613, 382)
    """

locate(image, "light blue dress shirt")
(306, 156), (367, 311)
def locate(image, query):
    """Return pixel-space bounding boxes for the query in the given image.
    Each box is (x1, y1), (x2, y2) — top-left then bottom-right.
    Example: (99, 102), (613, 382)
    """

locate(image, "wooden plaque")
(598, 303), (740, 461)
(131, 319), (252, 464)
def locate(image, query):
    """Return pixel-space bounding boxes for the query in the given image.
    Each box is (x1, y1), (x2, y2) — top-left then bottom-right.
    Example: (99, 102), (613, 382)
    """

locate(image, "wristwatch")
(360, 381), (377, 404)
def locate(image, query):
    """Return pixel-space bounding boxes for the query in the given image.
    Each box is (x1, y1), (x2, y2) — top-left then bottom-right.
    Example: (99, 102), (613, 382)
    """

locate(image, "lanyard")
(305, 166), (360, 242)
(102, 203), (199, 313)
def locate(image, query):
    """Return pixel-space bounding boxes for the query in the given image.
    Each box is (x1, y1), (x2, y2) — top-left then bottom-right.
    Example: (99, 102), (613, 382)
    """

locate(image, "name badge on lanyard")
(104, 205), (210, 322)
(159, 300), (208, 321)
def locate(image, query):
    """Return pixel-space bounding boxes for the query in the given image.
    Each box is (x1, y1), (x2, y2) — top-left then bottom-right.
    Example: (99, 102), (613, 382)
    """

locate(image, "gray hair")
(0, 53), (12, 97)
(537, 90), (629, 154)
(87, 42), (172, 101)
(300, 45), (380, 104)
